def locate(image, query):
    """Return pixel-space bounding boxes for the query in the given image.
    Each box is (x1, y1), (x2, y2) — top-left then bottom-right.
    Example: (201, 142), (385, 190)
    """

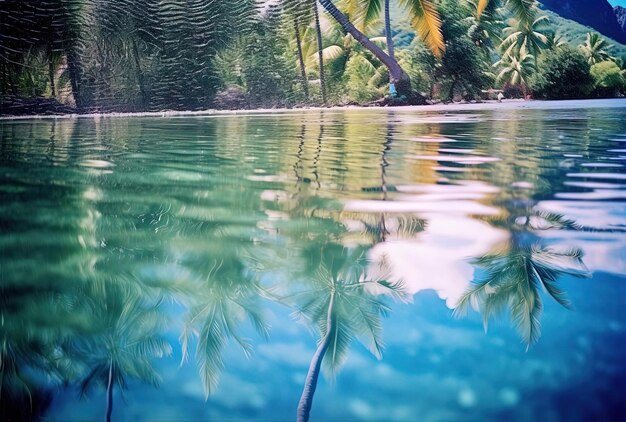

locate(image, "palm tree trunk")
(384, 0), (395, 95)
(0, 12), (4, 96)
(384, 0), (395, 61)
(317, 0), (413, 99)
(105, 360), (114, 422)
(296, 290), (335, 422)
(47, 41), (56, 98)
(131, 38), (148, 108)
(294, 18), (309, 100)
(66, 48), (83, 110)
(313, 1), (327, 104)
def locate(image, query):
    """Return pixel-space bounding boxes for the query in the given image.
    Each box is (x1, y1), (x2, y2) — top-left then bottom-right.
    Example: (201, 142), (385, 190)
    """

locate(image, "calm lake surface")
(1, 99), (626, 421)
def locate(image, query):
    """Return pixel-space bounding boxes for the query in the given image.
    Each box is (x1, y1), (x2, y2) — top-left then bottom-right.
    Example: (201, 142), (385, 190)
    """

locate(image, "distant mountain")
(539, 0), (626, 43)
(615, 6), (626, 32)
(389, 0), (626, 58)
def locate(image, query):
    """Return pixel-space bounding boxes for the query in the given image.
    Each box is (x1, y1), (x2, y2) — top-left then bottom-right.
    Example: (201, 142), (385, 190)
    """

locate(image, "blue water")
(1, 99), (625, 421)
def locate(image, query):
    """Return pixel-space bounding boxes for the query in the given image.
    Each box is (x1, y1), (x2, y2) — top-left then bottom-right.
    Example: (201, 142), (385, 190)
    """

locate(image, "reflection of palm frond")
(76, 278), (172, 395)
(341, 211), (426, 244)
(286, 249), (406, 373)
(181, 259), (269, 398)
(454, 241), (589, 347)
(293, 247), (408, 422)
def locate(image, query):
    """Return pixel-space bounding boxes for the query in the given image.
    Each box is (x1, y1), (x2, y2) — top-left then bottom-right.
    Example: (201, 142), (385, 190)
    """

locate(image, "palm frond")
(399, 0), (444, 58)
(505, 0), (536, 25)
(510, 282), (542, 348)
(476, 0), (491, 18)
(322, 316), (354, 376)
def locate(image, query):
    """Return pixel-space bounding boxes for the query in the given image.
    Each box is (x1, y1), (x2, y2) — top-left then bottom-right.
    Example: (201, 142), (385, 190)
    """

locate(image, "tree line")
(1, 0), (625, 114)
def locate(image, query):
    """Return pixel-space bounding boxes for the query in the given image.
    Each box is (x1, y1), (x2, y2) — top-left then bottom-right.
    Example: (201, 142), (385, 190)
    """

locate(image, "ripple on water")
(78, 159), (115, 168)
(567, 172), (626, 181)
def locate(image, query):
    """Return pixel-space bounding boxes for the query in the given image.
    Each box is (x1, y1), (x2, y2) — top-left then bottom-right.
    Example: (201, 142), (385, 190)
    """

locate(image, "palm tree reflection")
(283, 245), (407, 422)
(0, 287), (77, 420)
(74, 277), (172, 422)
(455, 204), (591, 348)
(180, 253), (269, 399)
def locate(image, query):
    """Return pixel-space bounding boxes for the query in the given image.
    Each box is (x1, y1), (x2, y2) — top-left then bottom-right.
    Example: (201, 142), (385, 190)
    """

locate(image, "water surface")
(1, 100), (626, 421)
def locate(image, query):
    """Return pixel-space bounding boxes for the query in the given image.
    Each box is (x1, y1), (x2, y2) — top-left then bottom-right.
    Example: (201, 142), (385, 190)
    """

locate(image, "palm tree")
(313, 1), (328, 103)
(285, 247), (407, 422)
(342, 0), (398, 94)
(180, 256), (270, 398)
(500, 13), (549, 66)
(75, 279), (172, 422)
(0, 288), (84, 420)
(284, 0), (314, 99)
(579, 32), (615, 65)
(544, 31), (567, 51)
(59, 0), (86, 109)
(454, 205), (591, 348)
(317, 0), (442, 98)
(454, 240), (589, 348)
(494, 52), (534, 95)
(476, 0), (545, 25)
(465, 0), (504, 51)
(315, 0), (539, 98)
(303, 13), (387, 97)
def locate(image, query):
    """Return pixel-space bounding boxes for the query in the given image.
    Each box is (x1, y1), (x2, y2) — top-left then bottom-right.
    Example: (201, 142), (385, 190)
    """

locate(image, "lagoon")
(1, 99), (626, 421)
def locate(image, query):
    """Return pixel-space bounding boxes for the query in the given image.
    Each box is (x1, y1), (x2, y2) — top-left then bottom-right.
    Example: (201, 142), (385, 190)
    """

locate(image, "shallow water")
(1, 99), (626, 421)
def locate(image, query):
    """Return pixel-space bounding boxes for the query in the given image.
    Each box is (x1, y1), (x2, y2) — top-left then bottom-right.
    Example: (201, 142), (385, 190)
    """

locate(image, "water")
(1, 99), (626, 421)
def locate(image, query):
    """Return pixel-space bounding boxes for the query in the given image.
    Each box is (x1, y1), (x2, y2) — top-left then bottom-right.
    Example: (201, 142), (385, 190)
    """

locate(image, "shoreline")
(1, 98), (625, 121)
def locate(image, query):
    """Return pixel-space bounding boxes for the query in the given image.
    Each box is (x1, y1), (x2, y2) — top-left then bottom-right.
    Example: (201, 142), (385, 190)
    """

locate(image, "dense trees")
(1, 0), (624, 114)
(530, 46), (595, 99)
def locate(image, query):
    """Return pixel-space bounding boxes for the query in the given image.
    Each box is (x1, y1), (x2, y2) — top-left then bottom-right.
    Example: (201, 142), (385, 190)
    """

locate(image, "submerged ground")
(1, 99), (625, 421)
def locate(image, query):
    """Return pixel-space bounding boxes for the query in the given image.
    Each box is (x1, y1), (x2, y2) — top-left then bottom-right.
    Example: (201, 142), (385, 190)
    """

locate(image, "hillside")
(615, 6), (626, 31)
(390, 1), (626, 59)
(544, 8), (626, 58)
(539, 0), (626, 43)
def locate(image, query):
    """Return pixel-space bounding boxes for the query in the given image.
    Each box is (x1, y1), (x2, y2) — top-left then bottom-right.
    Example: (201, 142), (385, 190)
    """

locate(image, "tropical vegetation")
(1, 0), (625, 115)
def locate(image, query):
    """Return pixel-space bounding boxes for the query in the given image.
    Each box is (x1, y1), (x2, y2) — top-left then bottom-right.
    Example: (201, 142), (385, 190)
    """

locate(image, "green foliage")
(579, 32), (616, 65)
(591, 61), (626, 97)
(285, 247), (407, 375)
(494, 52), (535, 88)
(241, 18), (299, 107)
(500, 14), (549, 62)
(406, 0), (493, 101)
(343, 55), (385, 103)
(530, 46), (594, 99)
(454, 205), (590, 348)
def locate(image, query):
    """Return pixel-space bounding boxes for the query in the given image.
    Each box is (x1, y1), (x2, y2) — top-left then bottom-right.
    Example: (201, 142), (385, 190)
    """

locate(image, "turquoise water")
(1, 100), (626, 421)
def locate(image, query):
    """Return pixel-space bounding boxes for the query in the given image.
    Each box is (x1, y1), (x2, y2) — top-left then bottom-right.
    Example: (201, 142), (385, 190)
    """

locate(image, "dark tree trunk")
(47, 42), (56, 98)
(0, 12), (4, 95)
(66, 48), (83, 109)
(447, 79), (457, 102)
(1, 59), (5, 96)
(105, 360), (114, 422)
(317, 0), (416, 100)
(296, 291), (335, 422)
(313, 1), (326, 104)
(294, 18), (309, 100)
(131, 38), (148, 108)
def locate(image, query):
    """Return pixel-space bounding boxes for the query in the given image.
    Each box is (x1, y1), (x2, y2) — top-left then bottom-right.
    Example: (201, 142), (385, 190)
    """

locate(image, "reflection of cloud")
(257, 342), (315, 368)
(367, 215), (507, 308)
(538, 201), (626, 275)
